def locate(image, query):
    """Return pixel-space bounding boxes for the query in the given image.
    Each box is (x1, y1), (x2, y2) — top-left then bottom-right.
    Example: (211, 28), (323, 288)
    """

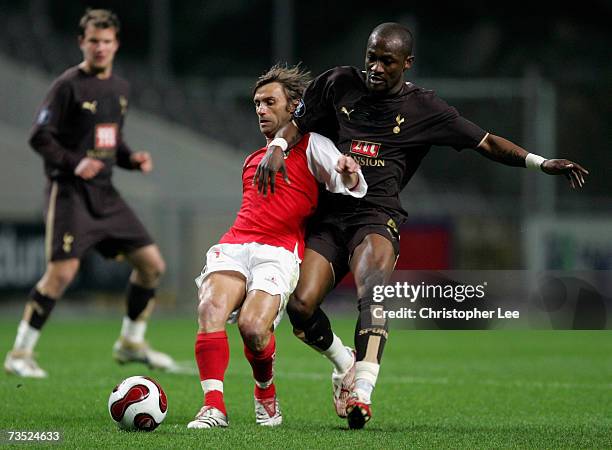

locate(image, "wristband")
(525, 153), (546, 171)
(268, 137), (288, 152)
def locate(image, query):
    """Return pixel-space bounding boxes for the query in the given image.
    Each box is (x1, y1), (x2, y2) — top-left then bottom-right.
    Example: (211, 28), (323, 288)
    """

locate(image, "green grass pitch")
(1, 317), (611, 449)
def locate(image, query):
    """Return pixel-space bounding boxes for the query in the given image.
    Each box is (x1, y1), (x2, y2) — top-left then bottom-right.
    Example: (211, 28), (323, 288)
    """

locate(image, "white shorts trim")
(195, 242), (300, 329)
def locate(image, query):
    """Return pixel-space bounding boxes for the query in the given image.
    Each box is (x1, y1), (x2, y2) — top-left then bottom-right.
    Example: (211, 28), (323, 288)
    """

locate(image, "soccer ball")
(108, 375), (168, 431)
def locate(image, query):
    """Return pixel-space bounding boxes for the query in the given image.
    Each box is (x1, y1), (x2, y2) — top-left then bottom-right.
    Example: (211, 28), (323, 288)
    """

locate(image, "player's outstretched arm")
(253, 121), (303, 195)
(476, 133), (589, 189)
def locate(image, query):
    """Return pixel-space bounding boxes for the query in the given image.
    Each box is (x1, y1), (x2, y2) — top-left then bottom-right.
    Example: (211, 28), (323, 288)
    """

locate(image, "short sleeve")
(294, 68), (339, 135)
(416, 91), (487, 151)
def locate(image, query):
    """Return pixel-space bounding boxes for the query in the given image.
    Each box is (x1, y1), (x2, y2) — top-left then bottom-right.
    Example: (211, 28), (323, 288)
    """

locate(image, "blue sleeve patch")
(293, 99), (305, 118)
(37, 108), (51, 125)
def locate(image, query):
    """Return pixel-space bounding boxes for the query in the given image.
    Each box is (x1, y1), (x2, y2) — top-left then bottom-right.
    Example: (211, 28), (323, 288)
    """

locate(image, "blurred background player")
(254, 22), (589, 429)
(4, 9), (176, 378)
(188, 64), (366, 429)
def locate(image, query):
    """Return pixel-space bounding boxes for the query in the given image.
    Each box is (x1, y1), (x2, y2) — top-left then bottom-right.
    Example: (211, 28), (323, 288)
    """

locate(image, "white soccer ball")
(108, 375), (168, 431)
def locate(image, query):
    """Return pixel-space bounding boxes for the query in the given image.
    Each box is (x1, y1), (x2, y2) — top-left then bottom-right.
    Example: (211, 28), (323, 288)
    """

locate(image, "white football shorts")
(195, 242), (300, 328)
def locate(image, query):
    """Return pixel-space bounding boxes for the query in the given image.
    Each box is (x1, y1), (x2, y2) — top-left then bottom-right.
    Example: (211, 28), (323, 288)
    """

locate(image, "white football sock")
(354, 361), (380, 404)
(201, 379), (224, 394)
(322, 334), (354, 373)
(13, 320), (41, 353)
(120, 316), (146, 344)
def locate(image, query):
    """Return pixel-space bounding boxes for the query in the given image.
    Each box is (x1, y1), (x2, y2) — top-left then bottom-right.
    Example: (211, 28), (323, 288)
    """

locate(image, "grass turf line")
(0, 317), (611, 449)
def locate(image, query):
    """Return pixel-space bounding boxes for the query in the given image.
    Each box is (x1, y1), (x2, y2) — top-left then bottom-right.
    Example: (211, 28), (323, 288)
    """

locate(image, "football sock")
(354, 297), (388, 365)
(12, 320), (41, 353)
(244, 334), (276, 399)
(323, 334), (354, 373)
(354, 362), (379, 404)
(289, 306), (334, 352)
(126, 283), (155, 320)
(13, 288), (56, 353)
(195, 331), (229, 415)
(27, 288), (56, 330)
(119, 317), (147, 344)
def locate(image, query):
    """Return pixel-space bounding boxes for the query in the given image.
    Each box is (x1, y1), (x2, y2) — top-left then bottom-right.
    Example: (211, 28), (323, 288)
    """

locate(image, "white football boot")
(332, 347), (356, 417)
(187, 406), (229, 429)
(254, 395), (282, 426)
(4, 350), (48, 378)
(112, 338), (177, 371)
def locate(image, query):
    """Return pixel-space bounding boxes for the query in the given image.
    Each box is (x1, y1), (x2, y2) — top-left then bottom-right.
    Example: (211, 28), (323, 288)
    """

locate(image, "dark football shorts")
(305, 210), (400, 286)
(44, 179), (153, 262)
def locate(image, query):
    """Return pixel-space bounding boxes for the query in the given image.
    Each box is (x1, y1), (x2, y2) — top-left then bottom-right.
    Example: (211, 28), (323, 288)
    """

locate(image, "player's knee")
(46, 267), (78, 293)
(53, 273), (74, 291)
(154, 257), (166, 277)
(150, 257), (166, 279)
(237, 317), (270, 352)
(287, 291), (317, 325)
(137, 258), (165, 285)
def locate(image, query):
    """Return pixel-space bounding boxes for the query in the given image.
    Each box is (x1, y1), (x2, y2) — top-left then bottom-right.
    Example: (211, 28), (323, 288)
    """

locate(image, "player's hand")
(131, 151), (153, 173)
(74, 157), (104, 180)
(253, 146), (290, 195)
(541, 159), (589, 189)
(336, 155), (361, 189)
(335, 155), (360, 174)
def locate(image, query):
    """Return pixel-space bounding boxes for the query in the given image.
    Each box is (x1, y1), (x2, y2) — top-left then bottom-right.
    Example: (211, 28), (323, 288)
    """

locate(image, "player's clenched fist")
(335, 154), (360, 174)
(336, 155), (361, 190)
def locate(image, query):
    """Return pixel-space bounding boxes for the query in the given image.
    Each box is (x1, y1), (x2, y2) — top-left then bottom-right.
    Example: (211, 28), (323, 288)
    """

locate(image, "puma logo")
(82, 101), (97, 114)
(340, 106), (354, 120)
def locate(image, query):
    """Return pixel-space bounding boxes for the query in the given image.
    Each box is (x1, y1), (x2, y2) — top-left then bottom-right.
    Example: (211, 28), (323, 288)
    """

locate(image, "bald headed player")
(4, 9), (176, 378)
(254, 22), (589, 429)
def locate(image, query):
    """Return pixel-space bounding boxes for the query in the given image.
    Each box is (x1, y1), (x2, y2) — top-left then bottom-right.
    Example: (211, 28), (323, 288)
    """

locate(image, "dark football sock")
(126, 283), (155, 320)
(354, 297), (388, 364)
(28, 288), (56, 330)
(289, 306), (334, 352)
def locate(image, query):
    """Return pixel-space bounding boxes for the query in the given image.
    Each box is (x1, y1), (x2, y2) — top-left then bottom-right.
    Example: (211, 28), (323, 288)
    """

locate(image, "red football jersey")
(219, 133), (366, 259)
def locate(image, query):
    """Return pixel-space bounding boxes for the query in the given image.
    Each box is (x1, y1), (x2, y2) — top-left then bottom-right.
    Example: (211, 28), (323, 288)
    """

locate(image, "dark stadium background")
(0, 4), (610, 447)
